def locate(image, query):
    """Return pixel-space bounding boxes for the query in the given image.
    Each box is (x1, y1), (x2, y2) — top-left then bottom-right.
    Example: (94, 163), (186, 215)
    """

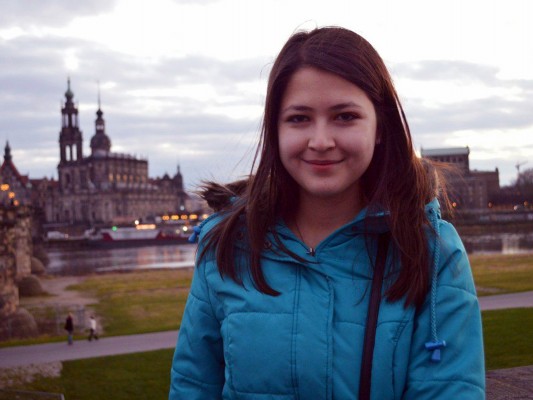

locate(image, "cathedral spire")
(4, 141), (12, 163)
(97, 80), (102, 110)
(65, 77), (74, 100)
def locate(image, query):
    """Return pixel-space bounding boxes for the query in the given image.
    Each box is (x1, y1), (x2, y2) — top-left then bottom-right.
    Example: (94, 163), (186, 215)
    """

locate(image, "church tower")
(59, 79), (83, 164)
(90, 90), (111, 156)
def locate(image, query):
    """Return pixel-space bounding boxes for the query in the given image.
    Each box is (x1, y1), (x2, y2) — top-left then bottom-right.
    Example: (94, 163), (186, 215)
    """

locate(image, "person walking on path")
(88, 315), (99, 341)
(64, 312), (74, 345)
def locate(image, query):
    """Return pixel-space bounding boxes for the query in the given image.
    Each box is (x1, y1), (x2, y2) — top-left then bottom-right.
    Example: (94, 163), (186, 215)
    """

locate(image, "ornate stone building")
(1, 80), (191, 229)
(50, 80), (189, 226)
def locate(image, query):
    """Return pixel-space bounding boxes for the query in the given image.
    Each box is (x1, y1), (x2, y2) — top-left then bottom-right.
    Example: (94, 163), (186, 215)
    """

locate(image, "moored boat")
(84, 223), (192, 248)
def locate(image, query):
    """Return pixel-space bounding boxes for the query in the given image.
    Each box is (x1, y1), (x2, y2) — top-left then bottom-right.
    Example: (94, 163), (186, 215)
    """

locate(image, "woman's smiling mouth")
(304, 159), (343, 166)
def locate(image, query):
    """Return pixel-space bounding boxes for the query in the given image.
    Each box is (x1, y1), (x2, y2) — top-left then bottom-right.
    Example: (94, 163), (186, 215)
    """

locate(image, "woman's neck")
(291, 192), (365, 249)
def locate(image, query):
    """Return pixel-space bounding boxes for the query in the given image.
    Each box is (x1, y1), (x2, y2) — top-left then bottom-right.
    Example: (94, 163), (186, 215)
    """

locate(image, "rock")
(18, 275), (44, 297)
(0, 307), (38, 340)
(32, 245), (50, 267)
(30, 257), (46, 275)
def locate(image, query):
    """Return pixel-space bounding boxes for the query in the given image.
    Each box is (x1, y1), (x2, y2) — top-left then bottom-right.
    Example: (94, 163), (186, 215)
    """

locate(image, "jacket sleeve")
(169, 257), (224, 399)
(403, 221), (485, 399)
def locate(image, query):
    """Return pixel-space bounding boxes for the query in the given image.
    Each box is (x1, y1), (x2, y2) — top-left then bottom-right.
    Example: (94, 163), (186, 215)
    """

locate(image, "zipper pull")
(307, 247), (315, 256)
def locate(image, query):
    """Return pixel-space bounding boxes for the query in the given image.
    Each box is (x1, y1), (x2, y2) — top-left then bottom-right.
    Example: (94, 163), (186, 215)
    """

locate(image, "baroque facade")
(2, 80), (190, 229)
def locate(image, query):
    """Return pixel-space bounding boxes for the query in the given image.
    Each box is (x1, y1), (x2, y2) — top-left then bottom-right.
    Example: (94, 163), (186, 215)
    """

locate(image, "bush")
(18, 275), (44, 297)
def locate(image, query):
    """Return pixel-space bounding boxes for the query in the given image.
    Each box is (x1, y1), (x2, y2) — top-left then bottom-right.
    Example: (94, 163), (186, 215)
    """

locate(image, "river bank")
(454, 218), (533, 236)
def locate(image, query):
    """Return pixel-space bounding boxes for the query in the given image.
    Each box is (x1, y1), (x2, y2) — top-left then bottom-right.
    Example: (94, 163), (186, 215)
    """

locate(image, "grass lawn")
(66, 253), (532, 337)
(6, 349), (174, 400)
(69, 269), (194, 336)
(1, 269), (194, 348)
(469, 253), (533, 295)
(3, 257), (533, 396)
(6, 307), (533, 398)
(482, 307), (533, 370)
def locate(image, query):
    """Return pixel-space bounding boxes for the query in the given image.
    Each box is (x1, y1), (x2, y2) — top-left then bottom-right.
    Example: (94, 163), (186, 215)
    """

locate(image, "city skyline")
(1, 0), (532, 188)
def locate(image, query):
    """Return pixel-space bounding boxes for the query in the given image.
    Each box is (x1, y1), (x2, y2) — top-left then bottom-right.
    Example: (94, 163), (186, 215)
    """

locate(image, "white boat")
(85, 224), (192, 247)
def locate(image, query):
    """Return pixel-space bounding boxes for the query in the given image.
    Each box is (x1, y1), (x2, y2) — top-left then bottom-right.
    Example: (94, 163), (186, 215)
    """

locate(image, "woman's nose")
(308, 122), (335, 151)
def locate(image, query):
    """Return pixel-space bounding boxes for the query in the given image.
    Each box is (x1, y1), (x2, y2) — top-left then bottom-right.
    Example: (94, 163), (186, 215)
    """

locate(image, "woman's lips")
(304, 159), (342, 166)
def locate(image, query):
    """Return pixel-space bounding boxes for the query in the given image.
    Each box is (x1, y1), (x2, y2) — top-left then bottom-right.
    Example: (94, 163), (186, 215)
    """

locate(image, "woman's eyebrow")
(280, 105), (312, 114)
(281, 102), (363, 114)
(329, 102), (363, 111)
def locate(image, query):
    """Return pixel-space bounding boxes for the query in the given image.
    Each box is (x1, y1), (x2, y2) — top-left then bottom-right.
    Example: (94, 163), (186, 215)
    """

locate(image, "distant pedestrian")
(64, 312), (74, 345)
(88, 315), (99, 341)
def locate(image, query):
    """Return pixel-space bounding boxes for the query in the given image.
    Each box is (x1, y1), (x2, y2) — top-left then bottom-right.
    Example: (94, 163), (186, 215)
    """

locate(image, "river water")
(461, 232), (533, 255)
(46, 243), (197, 276)
(45, 230), (533, 276)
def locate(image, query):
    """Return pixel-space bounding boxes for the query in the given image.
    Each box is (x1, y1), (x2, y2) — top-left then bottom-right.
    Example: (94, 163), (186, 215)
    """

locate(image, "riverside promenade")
(1, 291), (533, 398)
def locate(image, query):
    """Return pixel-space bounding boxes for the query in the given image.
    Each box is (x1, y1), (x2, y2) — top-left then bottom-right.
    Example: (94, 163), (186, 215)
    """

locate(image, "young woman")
(169, 27), (485, 399)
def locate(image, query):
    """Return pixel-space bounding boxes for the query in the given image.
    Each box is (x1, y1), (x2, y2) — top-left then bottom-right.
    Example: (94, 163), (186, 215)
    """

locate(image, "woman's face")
(278, 67), (378, 204)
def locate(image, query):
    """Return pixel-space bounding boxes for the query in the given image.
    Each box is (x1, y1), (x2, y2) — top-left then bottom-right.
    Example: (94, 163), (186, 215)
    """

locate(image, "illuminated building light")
(180, 215), (188, 220)
(136, 224), (156, 230)
(189, 214), (198, 220)
(171, 215), (180, 220)
(162, 215), (170, 221)
(0, 184), (9, 191)
(8, 192), (15, 199)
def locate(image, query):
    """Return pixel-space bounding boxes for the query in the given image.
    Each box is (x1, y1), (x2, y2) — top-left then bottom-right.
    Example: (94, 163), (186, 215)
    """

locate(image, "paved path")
(2, 291), (533, 369)
(0, 330), (178, 369)
(486, 365), (533, 399)
(479, 290), (533, 311)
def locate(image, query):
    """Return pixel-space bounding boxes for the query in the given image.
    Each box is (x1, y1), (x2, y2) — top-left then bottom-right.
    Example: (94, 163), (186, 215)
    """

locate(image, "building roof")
(420, 147), (470, 157)
(0, 142), (30, 187)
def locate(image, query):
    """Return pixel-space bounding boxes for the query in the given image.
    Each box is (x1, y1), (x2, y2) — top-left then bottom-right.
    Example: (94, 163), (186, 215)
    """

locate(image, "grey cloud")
(0, 33), (265, 139)
(0, 33), (267, 95)
(4, 33), (531, 188)
(407, 95), (533, 135)
(392, 60), (533, 136)
(0, 0), (118, 28)
(392, 60), (500, 85)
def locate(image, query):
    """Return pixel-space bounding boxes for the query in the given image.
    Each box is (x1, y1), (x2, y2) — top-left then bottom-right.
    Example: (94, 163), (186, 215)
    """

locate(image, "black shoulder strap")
(359, 232), (390, 400)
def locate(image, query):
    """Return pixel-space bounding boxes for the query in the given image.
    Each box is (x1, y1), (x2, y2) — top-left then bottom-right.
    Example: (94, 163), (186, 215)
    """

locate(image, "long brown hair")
(201, 27), (441, 308)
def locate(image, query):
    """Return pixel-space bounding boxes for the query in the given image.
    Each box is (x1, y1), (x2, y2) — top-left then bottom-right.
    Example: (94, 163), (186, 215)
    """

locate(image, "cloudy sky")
(1, 0), (532, 189)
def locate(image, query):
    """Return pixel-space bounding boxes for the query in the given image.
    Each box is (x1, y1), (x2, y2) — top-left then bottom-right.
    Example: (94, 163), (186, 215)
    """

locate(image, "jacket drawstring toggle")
(188, 225), (203, 243)
(425, 340), (446, 362)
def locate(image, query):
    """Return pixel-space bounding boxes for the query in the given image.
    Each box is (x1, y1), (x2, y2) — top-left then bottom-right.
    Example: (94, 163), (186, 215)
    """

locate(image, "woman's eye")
(286, 115), (309, 123)
(336, 113), (358, 122)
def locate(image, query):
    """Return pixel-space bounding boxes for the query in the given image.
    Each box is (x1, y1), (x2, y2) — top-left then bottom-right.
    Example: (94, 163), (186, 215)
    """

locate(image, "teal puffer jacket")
(169, 199), (485, 399)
